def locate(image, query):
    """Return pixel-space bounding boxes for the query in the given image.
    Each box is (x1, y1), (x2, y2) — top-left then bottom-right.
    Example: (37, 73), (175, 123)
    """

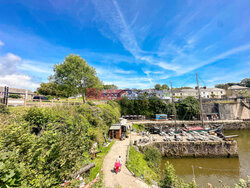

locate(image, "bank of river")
(160, 130), (250, 187)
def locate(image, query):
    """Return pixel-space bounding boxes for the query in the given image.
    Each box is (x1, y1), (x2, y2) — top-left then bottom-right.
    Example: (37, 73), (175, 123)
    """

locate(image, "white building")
(172, 87), (225, 99)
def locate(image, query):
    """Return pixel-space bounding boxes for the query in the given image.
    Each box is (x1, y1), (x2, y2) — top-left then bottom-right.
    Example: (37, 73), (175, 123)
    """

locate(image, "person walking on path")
(118, 156), (123, 170)
(114, 159), (121, 173)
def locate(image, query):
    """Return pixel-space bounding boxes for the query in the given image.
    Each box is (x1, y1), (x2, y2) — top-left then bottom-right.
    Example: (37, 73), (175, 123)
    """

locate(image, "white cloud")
(178, 44), (250, 74)
(92, 0), (142, 57)
(105, 80), (153, 89)
(0, 53), (22, 75)
(0, 74), (39, 91)
(157, 61), (180, 72)
(0, 52), (52, 90)
(0, 40), (4, 46)
(18, 60), (53, 74)
(144, 70), (164, 74)
(114, 69), (134, 74)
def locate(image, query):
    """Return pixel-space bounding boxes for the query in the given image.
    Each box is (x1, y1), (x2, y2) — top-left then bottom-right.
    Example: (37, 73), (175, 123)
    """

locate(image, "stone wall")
(218, 103), (237, 120)
(202, 100), (250, 120)
(139, 121), (250, 132)
(140, 141), (238, 158)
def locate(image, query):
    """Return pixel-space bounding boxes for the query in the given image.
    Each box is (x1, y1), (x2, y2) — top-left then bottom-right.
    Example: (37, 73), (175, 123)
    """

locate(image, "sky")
(0, 0), (250, 91)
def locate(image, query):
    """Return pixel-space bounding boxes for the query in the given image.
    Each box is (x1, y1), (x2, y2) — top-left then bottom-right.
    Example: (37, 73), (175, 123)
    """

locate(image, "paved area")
(103, 137), (152, 188)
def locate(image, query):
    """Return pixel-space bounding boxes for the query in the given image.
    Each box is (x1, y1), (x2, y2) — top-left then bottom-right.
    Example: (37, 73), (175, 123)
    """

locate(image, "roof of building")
(109, 125), (121, 131)
(173, 88), (225, 93)
(0, 86), (34, 94)
(228, 85), (248, 90)
(200, 88), (225, 91)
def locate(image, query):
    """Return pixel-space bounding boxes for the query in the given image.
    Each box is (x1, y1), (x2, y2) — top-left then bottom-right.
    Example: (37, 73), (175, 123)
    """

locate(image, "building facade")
(0, 86), (35, 100)
(172, 87), (226, 99)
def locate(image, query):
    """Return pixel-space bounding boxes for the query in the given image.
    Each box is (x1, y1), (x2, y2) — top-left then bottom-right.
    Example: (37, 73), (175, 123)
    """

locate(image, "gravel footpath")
(103, 137), (153, 188)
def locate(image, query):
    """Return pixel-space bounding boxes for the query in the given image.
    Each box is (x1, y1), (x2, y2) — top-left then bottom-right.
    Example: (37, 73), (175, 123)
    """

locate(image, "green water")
(160, 130), (250, 187)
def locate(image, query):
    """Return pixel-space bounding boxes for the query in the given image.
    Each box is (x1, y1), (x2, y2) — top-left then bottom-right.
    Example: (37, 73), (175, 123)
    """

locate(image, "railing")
(3, 98), (84, 107)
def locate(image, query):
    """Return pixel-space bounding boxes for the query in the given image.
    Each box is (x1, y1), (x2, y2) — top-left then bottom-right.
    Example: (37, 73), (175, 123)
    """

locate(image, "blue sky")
(0, 0), (249, 90)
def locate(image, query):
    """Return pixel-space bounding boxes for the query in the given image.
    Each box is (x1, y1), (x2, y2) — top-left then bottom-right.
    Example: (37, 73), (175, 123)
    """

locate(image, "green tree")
(103, 84), (118, 89)
(160, 162), (196, 188)
(177, 96), (200, 120)
(52, 54), (102, 103)
(240, 78), (250, 87)
(154, 84), (161, 90)
(181, 86), (193, 89)
(37, 82), (69, 97)
(215, 84), (228, 90)
(8, 94), (22, 99)
(162, 84), (169, 90)
(160, 162), (178, 187)
(144, 146), (161, 170)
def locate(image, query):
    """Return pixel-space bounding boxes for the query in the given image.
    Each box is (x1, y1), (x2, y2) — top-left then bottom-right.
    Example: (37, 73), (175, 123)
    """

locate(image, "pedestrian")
(118, 156), (123, 170)
(114, 159), (120, 173)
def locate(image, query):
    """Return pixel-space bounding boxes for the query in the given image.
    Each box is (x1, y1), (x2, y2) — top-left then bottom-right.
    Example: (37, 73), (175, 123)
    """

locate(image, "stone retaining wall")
(133, 121), (250, 132)
(140, 141), (238, 158)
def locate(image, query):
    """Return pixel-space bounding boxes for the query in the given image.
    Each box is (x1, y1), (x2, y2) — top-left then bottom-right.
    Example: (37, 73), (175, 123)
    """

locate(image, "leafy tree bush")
(24, 107), (56, 135)
(37, 82), (69, 98)
(52, 54), (103, 103)
(132, 123), (146, 131)
(143, 146), (161, 170)
(103, 84), (118, 89)
(119, 98), (172, 118)
(155, 84), (161, 90)
(240, 78), (250, 87)
(160, 162), (196, 188)
(0, 104), (9, 114)
(176, 96), (200, 120)
(154, 84), (169, 90)
(0, 102), (120, 187)
(119, 97), (201, 120)
(8, 94), (22, 99)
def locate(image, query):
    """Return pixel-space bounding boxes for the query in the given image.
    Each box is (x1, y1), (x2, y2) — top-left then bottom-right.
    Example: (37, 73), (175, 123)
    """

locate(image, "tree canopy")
(154, 84), (169, 90)
(240, 78), (250, 87)
(177, 96), (200, 120)
(52, 54), (103, 102)
(103, 84), (118, 89)
(215, 78), (250, 89)
(37, 82), (69, 97)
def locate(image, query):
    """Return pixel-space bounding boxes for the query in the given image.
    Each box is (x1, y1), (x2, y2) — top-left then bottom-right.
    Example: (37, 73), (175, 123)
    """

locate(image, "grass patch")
(126, 146), (159, 184)
(86, 141), (114, 183)
(132, 123), (146, 132)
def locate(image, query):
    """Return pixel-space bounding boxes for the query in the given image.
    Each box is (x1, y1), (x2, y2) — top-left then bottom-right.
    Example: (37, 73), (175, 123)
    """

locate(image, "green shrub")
(8, 94), (22, 99)
(0, 103), (121, 187)
(119, 97), (172, 118)
(45, 95), (54, 100)
(24, 107), (55, 134)
(132, 123), (145, 131)
(0, 104), (9, 114)
(160, 162), (196, 188)
(0, 152), (22, 187)
(144, 146), (161, 170)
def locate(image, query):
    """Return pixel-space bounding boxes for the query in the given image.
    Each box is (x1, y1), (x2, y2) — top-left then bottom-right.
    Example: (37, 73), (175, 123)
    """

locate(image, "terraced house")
(173, 87), (226, 99)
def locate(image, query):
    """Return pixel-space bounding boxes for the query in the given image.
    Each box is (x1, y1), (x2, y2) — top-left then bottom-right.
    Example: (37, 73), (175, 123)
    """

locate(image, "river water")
(160, 130), (250, 187)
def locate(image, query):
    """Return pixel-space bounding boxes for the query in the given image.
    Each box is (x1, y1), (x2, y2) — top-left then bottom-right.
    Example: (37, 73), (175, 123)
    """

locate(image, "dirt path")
(103, 137), (152, 188)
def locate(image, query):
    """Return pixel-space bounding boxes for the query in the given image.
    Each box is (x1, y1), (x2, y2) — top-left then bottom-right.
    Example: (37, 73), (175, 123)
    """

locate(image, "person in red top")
(114, 159), (121, 173)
